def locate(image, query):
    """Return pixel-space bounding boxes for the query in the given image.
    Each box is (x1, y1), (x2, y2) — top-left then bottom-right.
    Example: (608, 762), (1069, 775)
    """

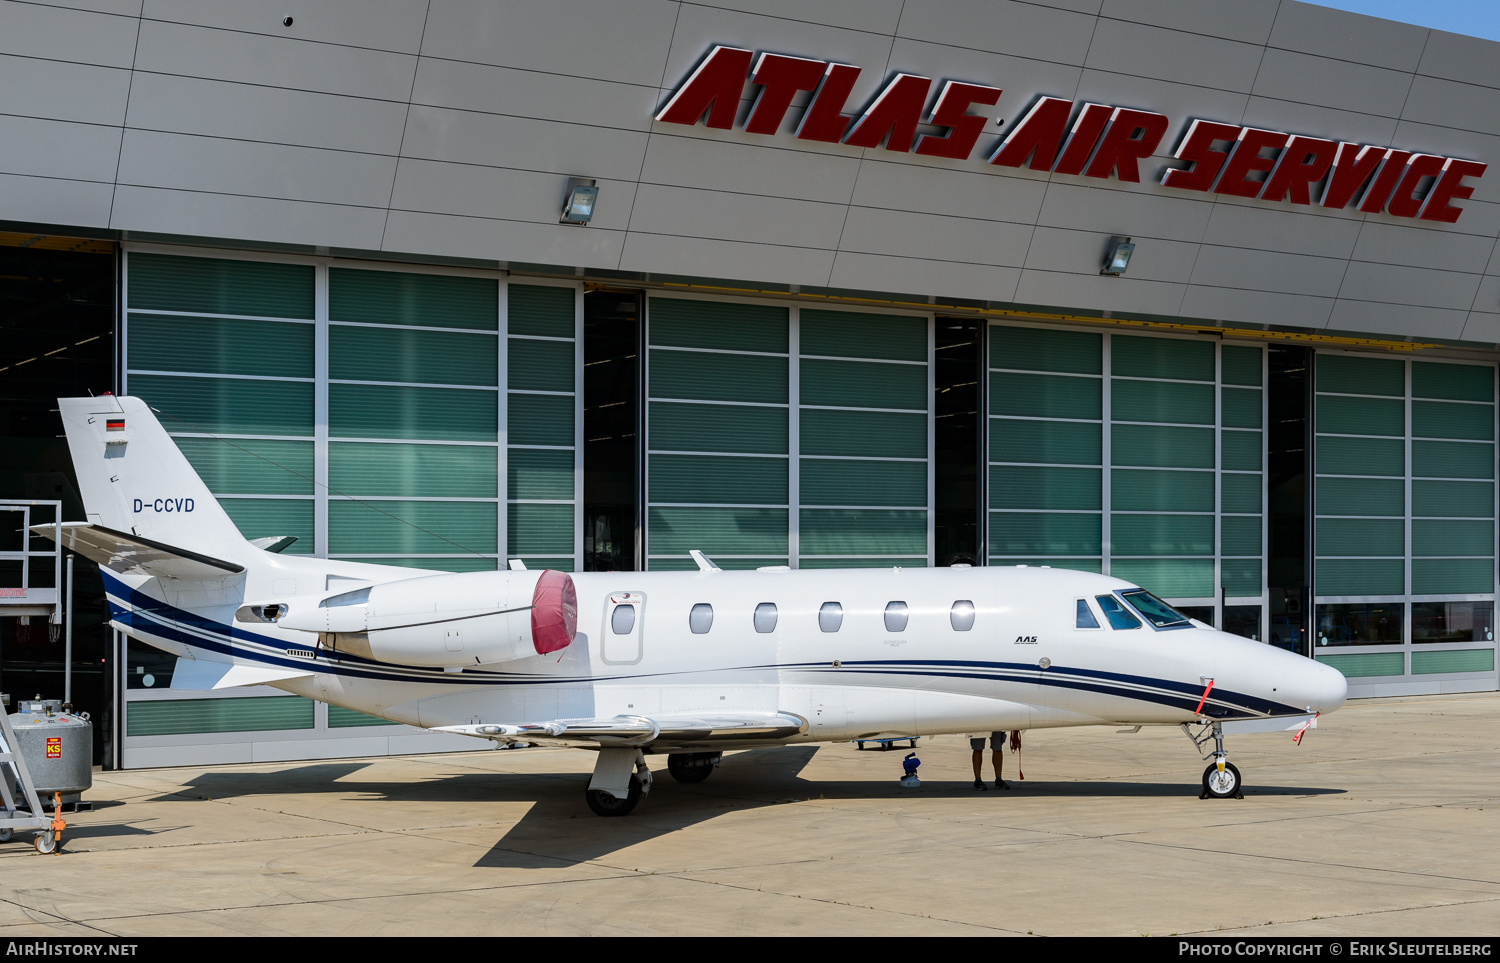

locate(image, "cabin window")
(950, 600), (975, 631)
(1075, 599), (1100, 629)
(819, 602), (843, 632)
(1095, 595), (1141, 630)
(884, 601), (909, 632)
(612, 604), (637, 634)
(1120, 590), (1192, 628)
(689, 603), (714, 634)
(754, 602), (778, 633)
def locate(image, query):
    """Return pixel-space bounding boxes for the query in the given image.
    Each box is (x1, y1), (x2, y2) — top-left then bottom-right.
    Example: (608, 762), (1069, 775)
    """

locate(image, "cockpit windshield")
(1094, 594), (1141, 630)
(1120, 589), (1192, 628)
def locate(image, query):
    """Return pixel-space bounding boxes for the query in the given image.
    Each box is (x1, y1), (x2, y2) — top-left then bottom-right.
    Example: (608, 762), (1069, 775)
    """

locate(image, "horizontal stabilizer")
(170, 657), (313, 690)
(435, 710), (809, 747)
(32, 522), (244, 579)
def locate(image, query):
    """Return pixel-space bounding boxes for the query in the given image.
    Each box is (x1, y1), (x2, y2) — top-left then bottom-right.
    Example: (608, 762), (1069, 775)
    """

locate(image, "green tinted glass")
(1412, 440), (1494, 479)
(1111, 514), (1213, 556)
(1222, 430), (1263, 471)
(801, 408), (925, 458)
(1412, 361), (1492, 402)
(1413, 400), (1493, 441)
(129, 374), (313, 437)
(799, 508), (927, 555)
(1109, 557), (1214, 599)
(804, 358), (924, 410)
(988, 513), (1101, 556)
(1112, 379), (1213, 424)
(1221, 346), (1263, 387)
(1111, 424), (1213, 468)
(128, 253), (314, 319)
(508, 447), (574, 500)
(129, 315), (314, 378)
(1317, 355), (1403, 396)
(331, 383), (497, 441)
(508, 502), (573, 555)
(1317, 395), (1403, 436)
(653, 350), (788, 404)
(329, 500), (498, 554)
(1316, 518), (1404, 557)
(330, 325), (498, 387)
(508, 393), (573, 446)
(1111, 336), (1213, 381)
(991, 418), (1101, 465)
(651, 453), (788, 505)
(650, 298), (788, 353)
(329, 442), (497, 498)
(1314, 558), (1404, 595)
(331, 268), (497, 330)
(801, 309), (926, 362)
(509, 338), (575, 392)
(990, 372), (1101, 419)
(1111, 469), (1213, 512)
(1316, 435), (1404, 477)
(989, 466), (1101, 510)
(508, 284), (575, 338)
(220, 498), (314, 552)
(801, 458), (925, 507)
(651, 402), (787, 454)
(990, 324), (1101, 374)
(649, 506), (789, 555)
(177, 438), (313, 495)
(1411, 558), (1494, 595)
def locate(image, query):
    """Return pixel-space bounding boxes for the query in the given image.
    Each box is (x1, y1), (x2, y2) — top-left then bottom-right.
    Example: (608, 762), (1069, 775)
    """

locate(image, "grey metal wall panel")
(618, 232), (836, 287)
(1338, 262), (1484, 312)
(895, 0), (1098, 66)
(639, 134), (859, 205)
(702, 0), (906, 33)
(1036, 182), (1214, 242)
(849, 160), (1048, 224)
(383, 208), (626, 269)
(401, 104), (648, 181)
(1026, 227), (1197, 284)
(1327, 301), (1469, 340)
(1015, 269), (1186, 316)
(1418, 29), (1500, 90)
(838, 206), (1034, 268)
(1236, 97), (1399, 155)
(0, 114), (122, 182)
(1085, 18), (1264, 92)
(143, 0), (429, 53)
(1268, 1), (1427, 72)
(110, 185), (389, 250)
(628, 183), (847, 250)
(1252, 48), (1415, 118)
(828, 253), (1020, 303)
(0, 171), (114, 225)
(1198, 203), (1363, 259)
(1099, 0), (1278, 45)
(390, 160), (637, 231)
(1178, 286), (1335, 331)
(1189, 247), (1348, 298)
(411, 56), (656, 131)
(1352, 223), (1496, 275)
(0, 1), (138, 67)
(0, 55), (130, 126)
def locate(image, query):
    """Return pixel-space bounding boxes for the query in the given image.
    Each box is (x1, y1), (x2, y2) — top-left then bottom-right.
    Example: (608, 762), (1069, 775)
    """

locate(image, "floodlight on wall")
(1101, 236), (1135, 276)
(561, 178), (599, 225)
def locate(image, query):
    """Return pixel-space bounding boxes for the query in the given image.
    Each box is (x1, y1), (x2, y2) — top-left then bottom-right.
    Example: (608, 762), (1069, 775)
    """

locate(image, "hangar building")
(0, 0), (1496, 767)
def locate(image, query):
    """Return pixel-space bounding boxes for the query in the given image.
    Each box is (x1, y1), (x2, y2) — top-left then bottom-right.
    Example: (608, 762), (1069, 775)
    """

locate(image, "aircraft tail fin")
(55, 396), (252, 563)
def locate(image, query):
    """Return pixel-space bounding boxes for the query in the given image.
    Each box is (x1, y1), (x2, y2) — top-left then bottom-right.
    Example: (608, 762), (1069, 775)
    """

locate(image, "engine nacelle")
(246, 569), (577, 667)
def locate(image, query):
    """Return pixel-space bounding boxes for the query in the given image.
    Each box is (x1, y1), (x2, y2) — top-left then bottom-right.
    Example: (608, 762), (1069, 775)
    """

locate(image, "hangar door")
(1311, 352), (1497, 693)
(643, 296), (933, 570)
(986, 322), (1266, 634)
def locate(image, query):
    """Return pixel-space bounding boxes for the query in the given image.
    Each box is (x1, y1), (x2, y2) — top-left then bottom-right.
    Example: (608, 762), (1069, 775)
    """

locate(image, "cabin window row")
(610, 600), (981, 635)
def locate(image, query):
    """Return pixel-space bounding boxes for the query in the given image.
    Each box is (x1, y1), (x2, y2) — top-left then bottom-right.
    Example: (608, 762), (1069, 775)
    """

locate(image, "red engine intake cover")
(530, 569), (578, 655)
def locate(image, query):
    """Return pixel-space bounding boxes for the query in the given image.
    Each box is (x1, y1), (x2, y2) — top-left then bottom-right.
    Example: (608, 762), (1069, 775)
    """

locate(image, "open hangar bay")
(1, 691), (1495, 938)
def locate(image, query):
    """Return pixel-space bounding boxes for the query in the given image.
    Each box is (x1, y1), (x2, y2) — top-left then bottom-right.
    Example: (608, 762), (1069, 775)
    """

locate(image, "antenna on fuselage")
(689, 550), (721, 572)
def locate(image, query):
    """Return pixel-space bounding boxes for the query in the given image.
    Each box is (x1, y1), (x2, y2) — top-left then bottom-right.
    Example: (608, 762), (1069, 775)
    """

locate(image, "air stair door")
(602, 592), (644, 665)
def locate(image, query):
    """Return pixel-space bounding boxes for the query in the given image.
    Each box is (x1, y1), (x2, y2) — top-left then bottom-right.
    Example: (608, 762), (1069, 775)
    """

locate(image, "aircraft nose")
(1305, 657), (1348, 714)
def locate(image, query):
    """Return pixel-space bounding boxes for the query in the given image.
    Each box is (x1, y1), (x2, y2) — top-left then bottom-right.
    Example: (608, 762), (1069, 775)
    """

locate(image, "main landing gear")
(1183, 721), (1244, 799)
(583, 749), (724, 816)
(666, 751), (720, 784)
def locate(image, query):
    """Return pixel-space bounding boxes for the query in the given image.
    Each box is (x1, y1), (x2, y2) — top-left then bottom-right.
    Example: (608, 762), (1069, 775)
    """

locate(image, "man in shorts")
(970, 732), (1009, 790)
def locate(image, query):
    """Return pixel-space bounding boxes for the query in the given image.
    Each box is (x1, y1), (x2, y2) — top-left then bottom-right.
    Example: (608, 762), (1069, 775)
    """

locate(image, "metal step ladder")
(0, 708), (63, 853)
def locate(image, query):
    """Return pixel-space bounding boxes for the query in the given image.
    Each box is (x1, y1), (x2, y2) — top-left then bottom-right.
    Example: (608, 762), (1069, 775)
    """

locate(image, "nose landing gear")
(1183, 721), (1244, 799)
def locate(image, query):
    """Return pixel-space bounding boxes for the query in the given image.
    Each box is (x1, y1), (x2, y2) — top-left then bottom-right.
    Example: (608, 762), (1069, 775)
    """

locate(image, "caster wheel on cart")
(585, 775), (643, 817)
(1201, 761), (1243, 799)
(34, 833), (58, 854)
(0, 827), (13, 843)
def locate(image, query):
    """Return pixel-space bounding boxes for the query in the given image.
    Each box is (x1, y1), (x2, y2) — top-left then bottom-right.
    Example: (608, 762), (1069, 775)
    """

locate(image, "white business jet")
(39, 396), (1346, 816)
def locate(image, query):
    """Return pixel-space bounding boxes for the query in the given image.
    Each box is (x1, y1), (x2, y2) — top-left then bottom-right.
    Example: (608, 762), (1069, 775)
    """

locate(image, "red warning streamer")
(1193, 678), (1216, 716)
(1293, 712), (1320, 746)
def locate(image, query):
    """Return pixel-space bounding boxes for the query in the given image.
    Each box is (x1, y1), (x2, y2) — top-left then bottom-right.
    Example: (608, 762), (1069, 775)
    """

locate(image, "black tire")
(585, 775), (643, 816)
(1201, 761), (1242, 799)
(666, 752), (717, 784)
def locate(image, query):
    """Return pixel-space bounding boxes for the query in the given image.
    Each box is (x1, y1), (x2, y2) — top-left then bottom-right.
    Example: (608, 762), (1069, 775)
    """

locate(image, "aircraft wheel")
(585, 775), (643, 817)
(666, 752), (716, 784)
(34, 833), (58, 854)
(1201, 761), (1243, 799)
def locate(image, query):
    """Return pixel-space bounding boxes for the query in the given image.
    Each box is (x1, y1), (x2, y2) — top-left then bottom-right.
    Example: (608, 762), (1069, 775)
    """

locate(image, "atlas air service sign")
(655, 46), (1486, 225)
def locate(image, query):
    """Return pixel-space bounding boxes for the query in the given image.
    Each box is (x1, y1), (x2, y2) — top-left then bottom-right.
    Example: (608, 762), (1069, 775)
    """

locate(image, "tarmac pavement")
(1, 692), (1497, 936)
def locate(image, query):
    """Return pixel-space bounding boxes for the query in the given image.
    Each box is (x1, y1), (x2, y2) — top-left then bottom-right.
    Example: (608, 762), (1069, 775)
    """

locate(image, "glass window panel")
(508, 502), (573, 555)
(950, 600), (976, 631)
(688, 603), (714, 634)
(801, 458), (924, 507)
(1075, 599), (1100, 628)
(220, 497), (313, 553)
(329, 442), (497, 498)
(1412, 519), (1493, 557)
(1221, 515), (1262, 556)
(652, 349), (788, 404)
(884, 601), (909, 632)
(330, 325), (498, 387)
(126, 696), (315, 736)
(1316, 436), (1404, 477)
(1223, 605), (1262, 641)
(1111, 379), (1213, 424)
(509, 338), (575, 392)
(648, 506), (788, 555)
(652, 453), (789, 505)
(508, 393), (573, 447)
(799, 556), (928, 569)
(1317, 355), (1403, 396)
(990, 558), (1103, 574)
(1111, 469), (1212, 512)
(1221, 387), (1262, 429)
(129, 315), (314, 378)
(801, 408), (926, 458)
(989, 372), (1101, 419)
(988, 512), (1101, 556)
(128, 252), (314, 319)
(1109, 558), (1214, 599)
(509, 284), (575, 338)
(509, 447), (574, 501)
(1315, 651), (1405, 676)
(1314, 558), (1404, 596)
(1315, 603), (1404, 645)
(1412, 558), (1494, 595)
(651, 402), (787, 455)
(1221, 430), (1262, 471)
(1412, 601), (1495, 643)
(803, 358), (924, 409)
(1111, 514), (1213, 556)
(649, 298), (788, 353)
(328, 706), (401, 728)
(329, 500), (498, 555)
(1412, 479), (1493, 518)
(1412, 361), (1492, 402)
(799, 508), (927, 555)
(1111, 335), (1214, 381)
(1316, 517), (1404, 557)
(1411, 649), (1495, 674)
(1221, 558), (1262, 597)
(1412, 440), (1494, 479)
(612, 604), (636, 634)
(331, 268), (498, 330)
(1221, 473), (1263, 513)
(1095, 594), (1142, 629)
(819, 602), (843, 632)
(332, 383), (497, 441)
(1413, 400), (1493, 441)
(332, 556), (497, 573)
(989, 325), (1101, 374)
(1110, 424), (1213, 468)
(177, 438), (313, 495)
(1315, 477), (1404, 516)
(801, 309), (926, 362)
(130, 374), (313, 437)
(1317, 395), (1404, 436)
(1221, 346), (1263, 387)
(989, 466), (1101, 511)
(1120, 590), (1191, 627)
(754, 602), (778, 633)
(991, 418), (1101, 465)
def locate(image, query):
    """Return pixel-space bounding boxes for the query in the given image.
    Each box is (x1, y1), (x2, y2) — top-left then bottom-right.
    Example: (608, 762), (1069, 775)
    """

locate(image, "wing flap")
(434, 710), (808, 747)
(32, 522), (244, 579)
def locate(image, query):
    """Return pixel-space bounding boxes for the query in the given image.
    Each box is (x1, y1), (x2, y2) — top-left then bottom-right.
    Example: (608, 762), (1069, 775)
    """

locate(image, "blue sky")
(1309, 1), (1500, 42)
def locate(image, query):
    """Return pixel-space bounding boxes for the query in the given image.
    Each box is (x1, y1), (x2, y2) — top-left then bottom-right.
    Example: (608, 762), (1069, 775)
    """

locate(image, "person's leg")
(992, 732), (1009, 789)
(970, 737), (987, 790)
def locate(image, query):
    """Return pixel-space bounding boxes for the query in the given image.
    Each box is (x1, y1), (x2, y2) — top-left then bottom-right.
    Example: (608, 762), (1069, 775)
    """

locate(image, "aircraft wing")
(169, 657), (314, 690)
(434, 710), (809, 748)
(32, 522), (244, 579)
